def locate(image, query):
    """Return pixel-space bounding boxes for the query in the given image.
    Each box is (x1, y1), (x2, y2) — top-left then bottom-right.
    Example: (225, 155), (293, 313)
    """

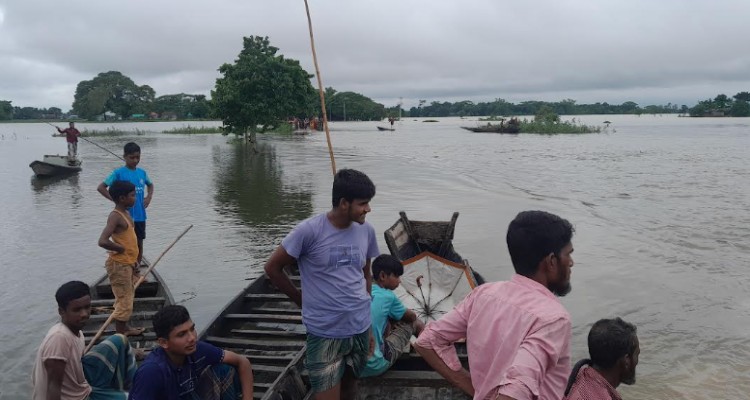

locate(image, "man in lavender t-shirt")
(264, 169), (379, 400)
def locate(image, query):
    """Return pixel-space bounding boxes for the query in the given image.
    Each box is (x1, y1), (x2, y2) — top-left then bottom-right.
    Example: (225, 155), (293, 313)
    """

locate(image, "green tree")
(211, 36), (316, 143)
(327, 91), (385, 121)
(0, 101), (12, 120)
(729, 100), (750, 117)
(733, 92), (750, 102)
(534, 105), (560, 123)
(72, 71), (154, 120)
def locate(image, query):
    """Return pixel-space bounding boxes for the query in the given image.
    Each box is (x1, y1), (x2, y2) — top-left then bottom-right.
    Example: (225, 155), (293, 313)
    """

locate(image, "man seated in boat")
(414, 210), (576, 400)
(264, 169), (380, 400)
(360, 254), (425, 378)
(564, 318), (640, 400)
(128, 305), (254, 400)
(32, 281), (137, 400)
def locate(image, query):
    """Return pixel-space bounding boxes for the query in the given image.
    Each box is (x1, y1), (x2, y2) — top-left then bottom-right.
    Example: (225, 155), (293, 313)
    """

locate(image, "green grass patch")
(519, 118), (601, 134)
(79, 127), (148, 136)
(162, 125), (223, 134)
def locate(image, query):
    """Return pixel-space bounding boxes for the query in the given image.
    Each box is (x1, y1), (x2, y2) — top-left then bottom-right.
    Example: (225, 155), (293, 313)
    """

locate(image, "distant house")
(131, 113), (146, 119)
(148, 112), (159, 119)
(161, 111), (178, 120)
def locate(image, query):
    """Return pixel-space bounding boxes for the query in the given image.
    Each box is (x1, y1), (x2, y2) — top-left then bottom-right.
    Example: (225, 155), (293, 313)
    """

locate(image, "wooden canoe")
(30, 155), (82, 177)
(377, 126), (395, 131)
(85, 259), (175, 354)
(199, 266), (310, 400)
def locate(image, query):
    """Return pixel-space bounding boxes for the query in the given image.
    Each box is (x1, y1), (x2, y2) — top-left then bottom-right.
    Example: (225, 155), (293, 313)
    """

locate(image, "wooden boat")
(85, 260), (175, 354)
(29, 155), (82, 177)
(357, 211), (479, 398)
(199, 266), (309, 400)
(462, 118), (520, 134)
(377, 126), (395, 131)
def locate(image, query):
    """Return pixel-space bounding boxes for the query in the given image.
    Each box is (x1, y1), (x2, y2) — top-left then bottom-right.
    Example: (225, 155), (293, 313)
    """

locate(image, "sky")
(1, 0), (750, 110)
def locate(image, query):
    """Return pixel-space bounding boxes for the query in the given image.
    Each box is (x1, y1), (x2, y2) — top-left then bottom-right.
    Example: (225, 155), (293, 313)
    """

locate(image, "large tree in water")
(212, 36), (316, 146)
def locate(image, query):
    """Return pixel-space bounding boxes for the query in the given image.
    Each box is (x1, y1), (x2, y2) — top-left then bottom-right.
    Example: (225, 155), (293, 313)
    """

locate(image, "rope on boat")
(303, 0), (337, 176)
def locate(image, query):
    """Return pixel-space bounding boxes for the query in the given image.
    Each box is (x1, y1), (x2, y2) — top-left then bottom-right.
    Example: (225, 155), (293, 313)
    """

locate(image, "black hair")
(331, 169), (376, 208)
(372, 254), (404, 279)
(506, 210), (574, 277)
(108, 180), (135, 203)
(123, 142), (140, 155)
(564, 317), (638, 395)
(56, 281), (90, 309)
(153, 305), (191, 339)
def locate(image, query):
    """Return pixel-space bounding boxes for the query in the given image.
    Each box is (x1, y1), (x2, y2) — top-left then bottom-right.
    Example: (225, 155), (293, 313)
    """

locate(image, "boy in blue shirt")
(128, 305), (254, 400)
(360, 254), (425, 378)
(98, 142), (154, 265)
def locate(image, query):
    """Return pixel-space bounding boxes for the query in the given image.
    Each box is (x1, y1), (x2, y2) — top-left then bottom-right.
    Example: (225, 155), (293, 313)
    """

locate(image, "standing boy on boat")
(32, 281), (136, 400)
(264, 168), (380, 400)
(128, 305), (254, 400)
(56, 122), (81, 161)
(563, 318), (640, 400)
(97, 180), (143, 336)
(360, 254), (425, 378)
(414, 210), (576, 400)
(97, 142), (154, 266)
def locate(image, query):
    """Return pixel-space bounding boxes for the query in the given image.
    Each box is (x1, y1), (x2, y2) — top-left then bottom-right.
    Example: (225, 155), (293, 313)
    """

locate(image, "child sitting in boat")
(97, 180), (143, 336)
(360, 254), (425, 378)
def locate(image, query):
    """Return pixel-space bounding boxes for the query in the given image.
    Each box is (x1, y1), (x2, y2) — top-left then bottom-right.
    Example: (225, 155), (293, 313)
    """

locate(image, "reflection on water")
(212, 142), (313, 228)
(30, 173), (80, 193)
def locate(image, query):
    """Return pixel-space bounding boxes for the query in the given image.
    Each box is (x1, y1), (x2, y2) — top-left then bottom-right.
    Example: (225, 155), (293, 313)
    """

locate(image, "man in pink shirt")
(414, 210), (575, 400)
(563, 318), (640, 400)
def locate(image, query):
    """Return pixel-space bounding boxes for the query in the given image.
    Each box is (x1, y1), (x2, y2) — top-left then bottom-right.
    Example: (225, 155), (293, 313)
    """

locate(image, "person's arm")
(144, 183), (154, 208)
(494, 318), (571, 400)
(263, 246), (302, 307)
(56, 127), (63, 134)
(97, 182), (113, 201)
(43, 359), (65, 400)
(222, 350), (254, 400)
(363, 259), (373, 296)
(400, 309), (425, 336)
(98, 212), (124, 253)
(412, 289), (477, 396)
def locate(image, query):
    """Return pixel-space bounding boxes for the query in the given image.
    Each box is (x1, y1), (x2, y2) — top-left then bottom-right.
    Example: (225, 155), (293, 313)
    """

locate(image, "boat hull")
(30, 155), (82, 177)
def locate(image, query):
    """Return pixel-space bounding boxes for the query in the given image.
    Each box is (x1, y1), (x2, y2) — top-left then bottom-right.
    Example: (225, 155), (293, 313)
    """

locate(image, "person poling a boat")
(97, 180), (144, 337)
(128, 305), (254, 400)
(414, 210), (576, 400)
(31, 281), (136, 400)
(360, 254), (425, 378)
(55, 122), (81, 161)
(264, 169), (380, 400)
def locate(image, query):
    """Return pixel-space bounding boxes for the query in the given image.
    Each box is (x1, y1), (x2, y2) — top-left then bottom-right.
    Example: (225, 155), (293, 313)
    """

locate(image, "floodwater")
(1, 116), (748, 399)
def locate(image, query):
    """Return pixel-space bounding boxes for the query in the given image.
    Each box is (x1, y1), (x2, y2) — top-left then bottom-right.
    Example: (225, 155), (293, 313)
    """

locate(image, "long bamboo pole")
(84, 225), (193, 353)
(303, 0), (336, 176)
(46, 122), (124, 161)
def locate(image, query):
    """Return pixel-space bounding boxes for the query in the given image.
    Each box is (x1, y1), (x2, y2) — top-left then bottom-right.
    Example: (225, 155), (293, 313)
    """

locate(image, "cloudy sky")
(1, 0), (749, 110)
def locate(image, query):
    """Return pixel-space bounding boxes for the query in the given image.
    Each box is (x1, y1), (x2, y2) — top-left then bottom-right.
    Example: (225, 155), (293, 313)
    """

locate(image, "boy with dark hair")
(32, 281), (136, 400)
(128, 305), (254, 400)
(264, 168), (380, 400)
(360, 254), (424, 378)
(98, 180), (143, 336)
(564, 318), (640, 400)
(97, 142), (154, 265)
(415, 210), (576, 400)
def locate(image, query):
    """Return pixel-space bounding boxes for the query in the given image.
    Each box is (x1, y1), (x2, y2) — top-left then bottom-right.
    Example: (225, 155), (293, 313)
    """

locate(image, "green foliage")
(0, 100), (12, 120)
(80, 127), (147, 136)
(11, 106), (62, 120)
(411, 98), (681, 117)
(730, 100), (750, 117)
(72, 71), (155, 120)
(521, 112), (601, 134)
(534, 106), (560, 123)
(211, 36), (316, 135)
(733, 92), (750, 102)
(326, 91), (386, 121)
(153, 94), (210, 119)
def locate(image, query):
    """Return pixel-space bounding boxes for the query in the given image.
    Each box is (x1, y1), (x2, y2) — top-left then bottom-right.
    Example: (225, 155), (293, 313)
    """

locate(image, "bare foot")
(123, 327), (145, 337)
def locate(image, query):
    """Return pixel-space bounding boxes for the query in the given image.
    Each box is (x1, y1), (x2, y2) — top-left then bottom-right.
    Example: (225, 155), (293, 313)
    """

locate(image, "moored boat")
(199, 266), (309, 400)
(462, 117), (520, 134)
(377, 126), (395, 131)
(30, 155), (82, 177)
(84, 259), (174, 355)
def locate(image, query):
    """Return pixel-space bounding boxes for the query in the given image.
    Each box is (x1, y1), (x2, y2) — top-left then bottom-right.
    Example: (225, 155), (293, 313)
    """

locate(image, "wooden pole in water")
(83, 225), (193, 353)
(303, 0), (336, 176)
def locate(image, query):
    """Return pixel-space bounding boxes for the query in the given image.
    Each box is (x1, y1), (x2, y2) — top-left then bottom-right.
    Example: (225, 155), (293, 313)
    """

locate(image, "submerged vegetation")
(518, 107), (601, 134)
(79, 127), (147, 136)
(162, 125), (223, 134)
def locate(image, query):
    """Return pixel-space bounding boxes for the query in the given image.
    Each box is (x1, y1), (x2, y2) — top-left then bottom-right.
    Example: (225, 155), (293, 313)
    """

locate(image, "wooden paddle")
(84, 224), (193, 353)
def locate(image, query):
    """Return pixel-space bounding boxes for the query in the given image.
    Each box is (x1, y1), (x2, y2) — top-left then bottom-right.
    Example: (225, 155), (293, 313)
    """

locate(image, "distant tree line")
(405, 99), (688, 118)
(689, 92), (750, 117)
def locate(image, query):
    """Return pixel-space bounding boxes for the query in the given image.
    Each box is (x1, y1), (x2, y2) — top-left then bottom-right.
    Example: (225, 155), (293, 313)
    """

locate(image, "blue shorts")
(134, 221), (146, 240)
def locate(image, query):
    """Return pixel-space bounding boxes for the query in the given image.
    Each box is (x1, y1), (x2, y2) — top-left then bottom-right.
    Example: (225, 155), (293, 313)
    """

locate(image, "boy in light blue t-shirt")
(97, 142), (153, 265)
(360, 254), (425, 378)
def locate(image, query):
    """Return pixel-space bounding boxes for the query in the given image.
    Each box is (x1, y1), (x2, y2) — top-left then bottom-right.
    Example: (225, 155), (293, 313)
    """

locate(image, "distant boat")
(377, 126), (395, 131)
(462, 117), (520, 134)
(29, 155), (82, 177)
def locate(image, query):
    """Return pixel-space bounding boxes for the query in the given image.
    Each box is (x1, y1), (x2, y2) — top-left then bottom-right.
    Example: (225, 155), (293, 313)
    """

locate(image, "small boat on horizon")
(377, 126), (395, 131)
